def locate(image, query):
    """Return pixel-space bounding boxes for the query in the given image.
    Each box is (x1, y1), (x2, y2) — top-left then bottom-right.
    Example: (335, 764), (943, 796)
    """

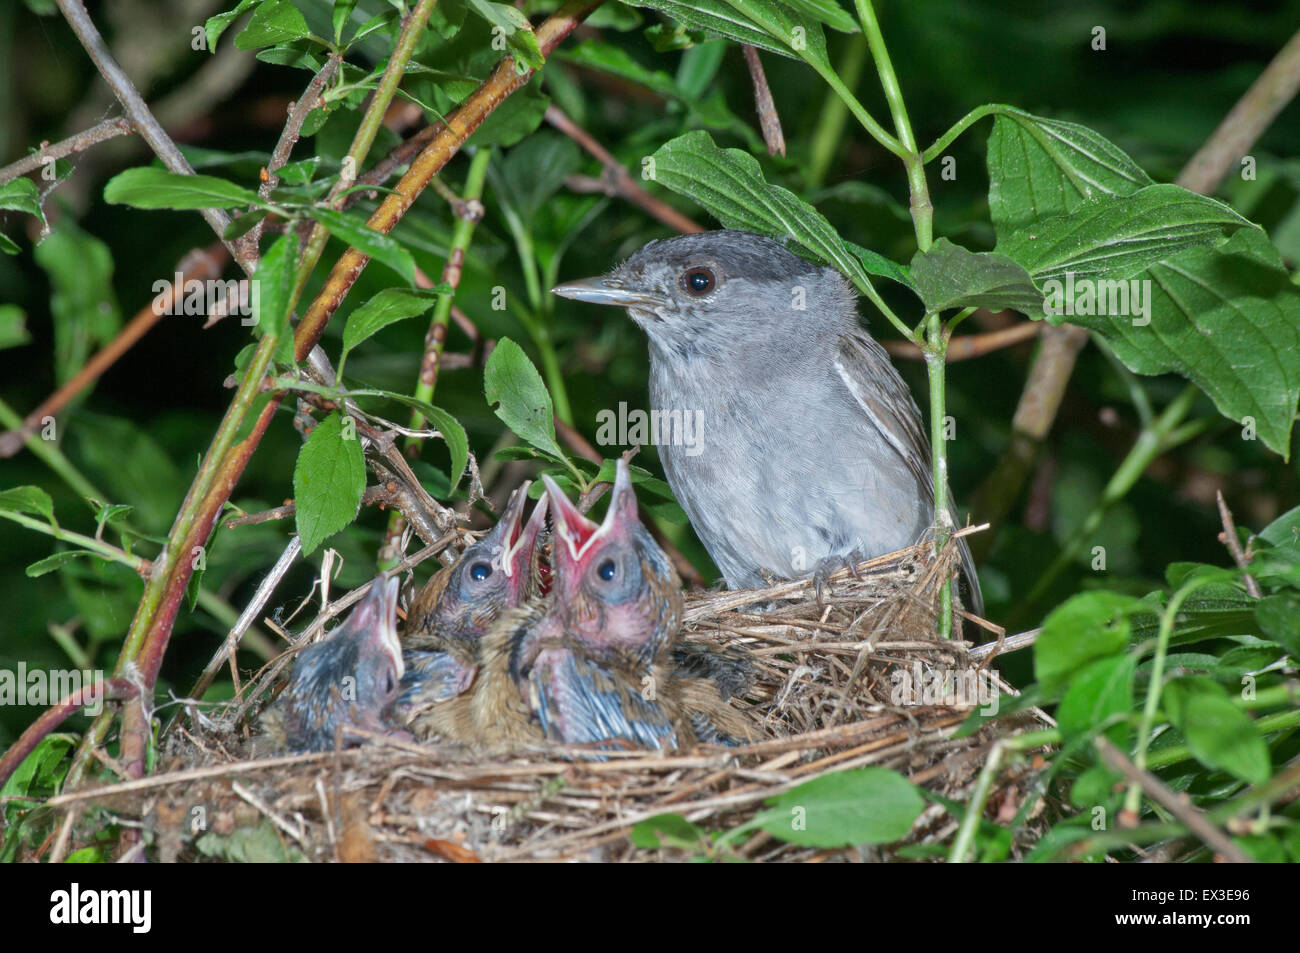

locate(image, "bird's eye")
(469, 562), (493, 582)
(597, 559), (618, 581)
(681, 267), (715, 296)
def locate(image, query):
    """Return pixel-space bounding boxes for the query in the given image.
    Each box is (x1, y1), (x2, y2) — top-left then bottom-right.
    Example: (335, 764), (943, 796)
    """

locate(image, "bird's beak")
(354, 575), (404, 679)
(543, 460), (639, 577)
(502, 486), (548, 580)
(542, 474), (599, 569)
(496, 482), (531, 579)
(551, 276), (667, 310)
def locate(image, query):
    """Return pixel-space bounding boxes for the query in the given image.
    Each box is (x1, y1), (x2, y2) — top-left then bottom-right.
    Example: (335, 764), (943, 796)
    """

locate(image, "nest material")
(59, 536), (1053, 862)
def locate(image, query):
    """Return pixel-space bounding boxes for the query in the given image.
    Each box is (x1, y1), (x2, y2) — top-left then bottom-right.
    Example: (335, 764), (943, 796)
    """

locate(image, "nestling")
(261, 575), (404, 753)
(464, 460), (751, 752)
(553, 229), (982, 616)
(394, 483), (548, 739)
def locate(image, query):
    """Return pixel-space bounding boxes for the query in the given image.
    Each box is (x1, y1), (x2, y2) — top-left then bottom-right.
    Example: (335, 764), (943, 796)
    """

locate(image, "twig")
(544, 105), (703, 234)
(53, 0), (254, 274)
(231, 780), (308, 849)
(1178, 29), (1300, 194)
(240, 54), (342, 261)
(741, 46), (786, 157)
(223, 484), (405, 529)
(967, 628), (1039, 662)
(883, 320), (1041, 362)
(0, 117), (133, 185)
(1094, 735), (1251, 863)
(0, 244), (229, 457)
(1215, 490), (1262, 598)
(181, 537), (302, 711)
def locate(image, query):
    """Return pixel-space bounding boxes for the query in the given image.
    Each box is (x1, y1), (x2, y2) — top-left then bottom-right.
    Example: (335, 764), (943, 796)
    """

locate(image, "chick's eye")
(597, 559), (617, 581)
(469, 562), (493, 582)
(681, 267), (715, 296)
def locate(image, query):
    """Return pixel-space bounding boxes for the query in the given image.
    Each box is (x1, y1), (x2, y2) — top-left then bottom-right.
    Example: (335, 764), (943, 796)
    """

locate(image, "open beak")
(496, 482), (531, 579)
(503, 487), (548, 580)
(356, 575), (404, 679)
(542, 474), (599, 568)
(542, 460), (637, 575)
(551, 276), (667, 311)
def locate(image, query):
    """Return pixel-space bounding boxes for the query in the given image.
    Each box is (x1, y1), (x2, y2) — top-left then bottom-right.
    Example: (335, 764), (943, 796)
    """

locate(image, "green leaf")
(651, 130), (880, 299)
(337, 287), (446, 378)
(293, 412), (366, 556)
(492, 132), (583, 227)
(304, 207), (417, 285)
(997, 184), (1251, 285)
(1234, 834), (1287, 863)
(27, 551), (110, 577)
(1261, 505), (1300, 547)
(1070, 763), (1123, 810)
(780, 0), (858, 33)
(92, 502), (133, 538)
(1162, 677), (1271, 784)
(625, 0), (829, 67)
(368, 393), (468, 492)
(629, 813), (709, 851)
(1095, 229), (1300, 459)
(0, 734), (73, 826)
(756, 767), (924, 847)
(909, 238), (1043, 316)
(204, 0), (260, 51)
(557, 41), (678, 98)
(1056, 653), (1135, 745)
(332, 0), (359, 42)
(986, 108), (1154, 232)
(1035, 591), (1152, 694)
(1255, 592), (1300, 658)
(465, 0), (543, 68)
(0, 485), (55, 522)
(33, 222), (121, 387)
(483, 338), (567, 460)
(842, 240), (914, 290)
(253, 234), (296, 363)
(644, 22), (700, 52)
(0, 177), (43, 221)
(103, 168), (262, 210)
(0, 305), (31, 350)
(676, 38), (727, 98)
(234, 0), (312, 50)
(274, 156), (321, 185)
(222, 209), (268, 240)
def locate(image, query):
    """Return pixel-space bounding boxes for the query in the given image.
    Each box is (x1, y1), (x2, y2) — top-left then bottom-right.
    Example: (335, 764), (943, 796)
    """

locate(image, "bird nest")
(53, 533), (1053, 862)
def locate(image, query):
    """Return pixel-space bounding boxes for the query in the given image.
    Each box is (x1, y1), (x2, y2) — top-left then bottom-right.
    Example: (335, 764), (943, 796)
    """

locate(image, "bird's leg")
(812, 547), (867, 603)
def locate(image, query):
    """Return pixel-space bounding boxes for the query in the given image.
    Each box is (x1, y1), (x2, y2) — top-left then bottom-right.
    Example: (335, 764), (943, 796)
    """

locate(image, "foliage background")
(1, 0), (1299, 757)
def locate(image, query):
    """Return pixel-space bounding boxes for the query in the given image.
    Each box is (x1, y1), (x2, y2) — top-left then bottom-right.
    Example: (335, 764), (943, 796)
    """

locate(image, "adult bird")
(394, 483), (548, 739)
(553, 230), (982, 617)
(464, 460), (751, 752)
(261, 575), (404, 753)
